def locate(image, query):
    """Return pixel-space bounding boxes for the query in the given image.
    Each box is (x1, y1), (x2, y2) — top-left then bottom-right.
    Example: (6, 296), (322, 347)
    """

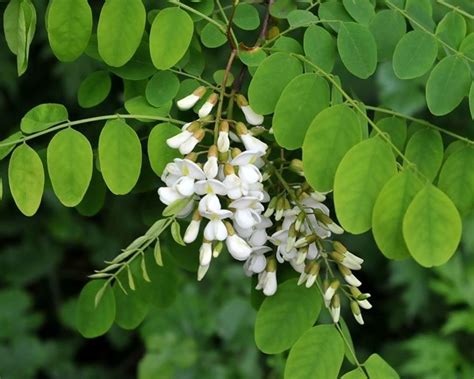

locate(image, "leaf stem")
(0, 114), (185, 149)
(169, 0), (227, 33)
(436, 0), (474, 20)
(168, 68), (219, 90)
(364, 105), (474, 145)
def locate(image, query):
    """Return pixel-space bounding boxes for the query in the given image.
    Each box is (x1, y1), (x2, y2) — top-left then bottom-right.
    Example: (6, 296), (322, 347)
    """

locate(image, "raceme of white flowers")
(157, 89), (372, 325)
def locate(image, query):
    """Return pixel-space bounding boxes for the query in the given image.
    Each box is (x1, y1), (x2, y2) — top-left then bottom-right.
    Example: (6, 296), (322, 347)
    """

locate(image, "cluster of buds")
(156, 87), (372, 326)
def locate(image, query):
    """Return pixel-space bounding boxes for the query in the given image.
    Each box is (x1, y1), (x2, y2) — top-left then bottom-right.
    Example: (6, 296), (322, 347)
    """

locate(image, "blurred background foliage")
(1, 0), (474, 378)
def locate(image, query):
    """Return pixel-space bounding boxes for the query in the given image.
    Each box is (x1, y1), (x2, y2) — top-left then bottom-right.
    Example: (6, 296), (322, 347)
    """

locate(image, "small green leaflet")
(337, 22), (377, 79)
(9, 144), (44, 217)
(171, 220), (185, 246)
(233, 3), (260, 31)
(248, 53), (303, 115)
(334, 138), (397, 234)
(98, 119), (142, 195)
(47, 128), (93, 207)
(150, 7), (194, 70)
(255, 278), (321, 354)
(284, 325), (345, 379)
(318, 0), (352, 33)
(342, 0), (375, 25)
(425, 56), (471, 116)
(369, 10), (406, 62)
(436, 11), (466, 49)
(78, 71), (112, 109)
(200, 23), (227, 48)
(303, 105), (362, 192)
(113, 282), (149, 330)
(15, 0), (36, 76)
(97, 0), (146, 67)
(21, 103), (68, 134)
(47, 0), (92, 62)
(403, 184), (462, 267)
(372, 170), (423, 260)
(0, 132), (23, 161)
(273, 73), (330, 150)
(392, 31), (437, 79)
(371, 117), (407, 152)
(145, 71), (180, 107)
(438, 147), (474, 215)
(76, 280), (116, 338)
(342, 354), (400, 378)
(148, 123), (182, 176)
(404, 129), (444, 182)
(303, 25), (336, 73)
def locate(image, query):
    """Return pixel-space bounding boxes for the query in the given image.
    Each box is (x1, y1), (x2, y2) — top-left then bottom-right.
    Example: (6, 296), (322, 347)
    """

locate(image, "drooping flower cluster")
(156, 87), (372, 325)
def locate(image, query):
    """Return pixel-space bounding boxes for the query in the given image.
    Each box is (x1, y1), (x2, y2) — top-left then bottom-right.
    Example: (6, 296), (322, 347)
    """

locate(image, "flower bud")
(289, 159), (304, 176)
(324, 280), (340, 303)
(198, 93), (218, 118)
(184, 211), (202, 243)
(177, 86), (206, 110)
(179, 129), (205, 155)
(350, 300), (364, 325)
(236, 94), (264, 125)
(330, 294), (341, 323)
(338, 265), (362, 287)
(217, 121), (230, 153)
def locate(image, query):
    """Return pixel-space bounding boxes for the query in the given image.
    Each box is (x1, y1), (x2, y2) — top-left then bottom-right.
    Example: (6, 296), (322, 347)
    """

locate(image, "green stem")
(364, 105), (474, 145)
(0, 114), (185, 149)
(386, 0), (474, 64)
(168, 0), (227, 32)
(168, 68), (219, 90)
(436, 0), (474, 20)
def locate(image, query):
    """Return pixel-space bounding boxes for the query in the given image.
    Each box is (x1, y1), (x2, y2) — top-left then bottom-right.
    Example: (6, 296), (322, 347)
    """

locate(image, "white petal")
(167, 131), (191, 149)
(204, 221), (216, 241)
(344, 274), (362, 287)
(217, 131), (230, 153)
(198, 101), (215, 118)
(177, 201), (194, 218)
(241, 105), (264, 125)
(184, 219), (200, 243)
(231, 150), (262, 166)
(203, 157), (218, 179)
(249, 229), (268, 247)
(175, 176), (195, 197)
(214, 219), (228, 241)
(233, 223), (253, 238)
(182, 160), (206, 179)
(358, 299), (372, 310)
(241, 134), (268, 154)
(198, 194), (221, 214)
(158, 187), (183, 205)
(177, 94), (200, 110)
(226, 234), (252, 260)
(307, 243), (319, 260)
(197, 264), (210, 281)
(305, 274), (317, 288)
(330, 306), (341, 323)
(199, 242), (212, 266)
(179, 136), (199, 155)
(239, 164), (262, 184)
(354, 313), (364, 325)
(263, 271), (277, 296)
(207, 179), (227, 195)
(235, 209), (260, 229)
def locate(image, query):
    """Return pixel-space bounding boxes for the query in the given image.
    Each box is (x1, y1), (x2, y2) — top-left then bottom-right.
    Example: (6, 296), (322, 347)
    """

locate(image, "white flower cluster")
(159, 93), (273, 282)
(156, 88), (372, 325)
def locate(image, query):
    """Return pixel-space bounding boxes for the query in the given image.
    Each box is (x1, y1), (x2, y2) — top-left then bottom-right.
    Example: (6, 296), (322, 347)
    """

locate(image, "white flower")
(197, 264), (210, 281)
(203, 145), (219, 179)
(225, 223), (252, 261)
(198, 93), (218, 118)
(343, 272), (362, 287)
(167, 130), (192, 149)
(199, 194), (221, 214)
(330, 296), (341, 323)
(203, 209), (232, 241)
(324, 281), (340, 303)
(162, 158), (205, 187)
(174, 176), (196, 196)
(217, 121), (230, 153)
(248, 218), (271, 247)
(241, 105), (264, 125)
(177, 86), (206, 110)
(229, 197), (264, 229)
(243, 246), (270, 276)
(184, 217), (201, 244)
(158, 187), (185, 205)
(236, 122), (268, 153)
(231, 150), (264, 184)
(358, 299), (372, 310)
(236, 95), (264, 125)
(194, 178), (227, 197)
(223, 173), (246, 199)
(351, 301), (364, 325)
(199, 241), (212, 266)
(179, 129), (204, 155)
(256, 270), (277, 296)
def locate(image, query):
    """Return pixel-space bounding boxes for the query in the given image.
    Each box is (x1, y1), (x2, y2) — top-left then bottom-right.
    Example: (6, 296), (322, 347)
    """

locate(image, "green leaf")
(248, 52), (303, 115)
(337, 22), (377, 79)
(124, 96), (172, 122)
(341, 369), (365, 379)
(470, 83), (474, 119)
(403, 184), (462, 267)
(21, 103), (68, 134)
(78, 71), (112, 108)
(98, 119), (142, 195)
(438, 147), (474, 215)
(405, 0), (435, 32)
(371, 117), (407, 152)
(392, 30), (437, 79)
(425, 56), (471, 116)
(0, 132), (23, 161)
(284, 325), (345, 379)
(436, 11), (466, 49)
(372, 171), (423, 260)
(287, 10), (318, 28)
(16, 0), (36, 76)
(342, 0), (375, 25)
(109, 40), (156, 81)
(8, 144), (44, 217)
(200, 23), (227, 48)
(318, 0), (352, 32)
(47, 128), (93, 207)
(148, 123), (182, 176)
(113, 282), (149, 330)
(303, 25), (337, 72)
(273, 73), (330, 150)
(97, 0), (146, 67)
(334, 138), (397, 234)
(3, 0), (21, 54)
(213, 70), (234, 87)
(233, 3), (260, 30)
(255, 279), (321, 354)
(47, 0), (92, 62)
(150, 7), (194, 70)
(76, 280), (116, 338)
(369, 10), (406, 61)
(404, 129), (443, 181)
(76, 169), (107, 217)
(273, 36), (303, 54)
(365, 354), (400, 379)
(303, 104), (362, 192)
(270, 0), (297, 18)
(171, 220), (185, 246)
(145, 71), (180, 107)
